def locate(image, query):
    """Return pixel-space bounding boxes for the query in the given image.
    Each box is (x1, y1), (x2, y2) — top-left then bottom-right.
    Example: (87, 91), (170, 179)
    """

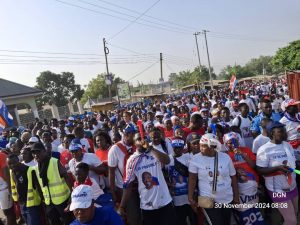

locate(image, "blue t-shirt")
(51, 152), (61, 160)
(70, 207), (124, 225)
(0, 136), (8, 148)
(250, 112), (282, 134)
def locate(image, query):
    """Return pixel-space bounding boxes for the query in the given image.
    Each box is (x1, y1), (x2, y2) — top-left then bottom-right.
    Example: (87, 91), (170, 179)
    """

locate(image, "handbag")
(198, 152), (218, 208)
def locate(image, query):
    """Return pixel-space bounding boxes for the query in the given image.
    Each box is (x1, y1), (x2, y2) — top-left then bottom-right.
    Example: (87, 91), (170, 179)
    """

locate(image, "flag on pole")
(229, 75), (238, 92)
(0, 99), (13, 130)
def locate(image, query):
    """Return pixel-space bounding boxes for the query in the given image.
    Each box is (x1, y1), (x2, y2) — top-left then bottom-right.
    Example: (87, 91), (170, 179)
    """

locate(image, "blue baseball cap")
(123, 124), (137, 134)
(171, 138), (185, 148)
(69, 143), (83, 151)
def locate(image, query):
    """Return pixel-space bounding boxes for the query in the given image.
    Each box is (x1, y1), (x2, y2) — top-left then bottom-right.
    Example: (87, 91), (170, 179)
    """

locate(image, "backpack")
(237, 115), (252, 128)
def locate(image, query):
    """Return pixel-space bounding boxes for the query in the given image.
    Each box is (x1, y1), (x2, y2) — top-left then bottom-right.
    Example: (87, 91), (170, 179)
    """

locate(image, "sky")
(0, 0), (299, 88)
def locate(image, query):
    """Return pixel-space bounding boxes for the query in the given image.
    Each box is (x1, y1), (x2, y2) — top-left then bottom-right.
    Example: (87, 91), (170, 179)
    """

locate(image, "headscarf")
(199, 133), (222, 151)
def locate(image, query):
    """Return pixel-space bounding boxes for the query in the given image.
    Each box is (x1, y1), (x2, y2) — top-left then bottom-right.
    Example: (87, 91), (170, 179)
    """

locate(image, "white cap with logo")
(69, 185), (93, 211)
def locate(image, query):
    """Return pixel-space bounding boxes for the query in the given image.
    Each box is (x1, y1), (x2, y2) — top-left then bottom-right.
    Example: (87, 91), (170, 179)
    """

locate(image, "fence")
(18, 103), (80, 126)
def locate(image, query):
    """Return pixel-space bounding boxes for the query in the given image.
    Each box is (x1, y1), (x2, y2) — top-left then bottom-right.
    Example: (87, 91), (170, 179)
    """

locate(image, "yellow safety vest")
(36, 157), (70, 205)
(10, 167), (41, 207)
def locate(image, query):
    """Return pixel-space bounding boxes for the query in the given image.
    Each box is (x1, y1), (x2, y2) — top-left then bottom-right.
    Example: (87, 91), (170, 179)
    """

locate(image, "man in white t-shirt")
(68, 143), (105, 187)
(74, 127), (91, 153)
(239, 94), (256, 115)
(252, 117), (272, 154)
(119, 133), (176, 225)
(108, 124), (142, 225)
(232, 103), (253, 150)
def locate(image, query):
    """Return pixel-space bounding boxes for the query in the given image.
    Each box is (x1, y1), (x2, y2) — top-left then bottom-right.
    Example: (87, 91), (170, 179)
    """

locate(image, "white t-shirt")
(69, 153), (102, 185)
(239, 99), (256, 113)
(57, 144), (64, 153)
(89, 177), (104, 200)
(108, 141), (134, 188)
(125, 151), (172, 210)
(189, 152), (236, 204)
(23, 160), (37, 167)
(230, 110), (240, 118)
(252, 134), (270, 154)
(256, 141), (296, 192)
(52, 138), (61, 149)
(80, 138), (91, 152)
(280, 115), (300, 142)
(168, 154), (190, 206)
(232, 116), (254, 150)
(152, 139), (174, 155)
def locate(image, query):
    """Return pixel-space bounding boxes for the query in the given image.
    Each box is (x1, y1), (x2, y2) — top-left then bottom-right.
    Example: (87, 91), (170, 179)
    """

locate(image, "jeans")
(20, 204), (42, 225)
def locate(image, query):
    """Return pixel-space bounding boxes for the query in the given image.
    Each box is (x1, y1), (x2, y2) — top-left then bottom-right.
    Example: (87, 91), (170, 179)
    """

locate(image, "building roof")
(0, 78), (42, 98)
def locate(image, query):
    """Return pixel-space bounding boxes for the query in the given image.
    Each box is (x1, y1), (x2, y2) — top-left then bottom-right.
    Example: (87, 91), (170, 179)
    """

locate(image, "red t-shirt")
(0, 152), (7, 179)
(227, 147), (259, 183)
(60, 149), (73, 168)
(87, 138), (94, 153)
(183, 127), (205, 137)
(164, 129), (174, 138)
(95, 149), (109, 166)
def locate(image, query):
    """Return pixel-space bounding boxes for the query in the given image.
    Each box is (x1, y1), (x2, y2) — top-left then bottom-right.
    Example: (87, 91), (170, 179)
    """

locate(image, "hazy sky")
(0, 0), (299, 88)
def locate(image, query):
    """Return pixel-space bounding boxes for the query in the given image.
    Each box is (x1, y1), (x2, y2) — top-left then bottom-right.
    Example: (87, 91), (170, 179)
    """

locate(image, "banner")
(117, 83), (131, 101)
(0, 99), (13, 130)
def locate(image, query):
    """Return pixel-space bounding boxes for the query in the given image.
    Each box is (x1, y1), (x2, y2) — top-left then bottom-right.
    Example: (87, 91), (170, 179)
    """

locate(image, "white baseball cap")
(28, 136), (39, 143)
(69, 185), (93, 211)
(155, 111), (164, 117)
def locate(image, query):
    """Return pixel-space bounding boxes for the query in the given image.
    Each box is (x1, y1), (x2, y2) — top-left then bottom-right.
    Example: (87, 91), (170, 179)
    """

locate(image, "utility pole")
(103, 38), (112, 101)
(193, 32), (202, 73)
(160, 53), (164, 93)
(202, 30), (213, 90)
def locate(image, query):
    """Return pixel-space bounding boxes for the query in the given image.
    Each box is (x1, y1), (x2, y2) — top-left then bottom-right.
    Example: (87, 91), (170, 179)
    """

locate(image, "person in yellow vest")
(7, 154), (42, 225)
(30, 142), (74, 225)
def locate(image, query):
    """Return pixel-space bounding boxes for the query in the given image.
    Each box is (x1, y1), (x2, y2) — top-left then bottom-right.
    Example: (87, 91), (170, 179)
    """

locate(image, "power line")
(127, 60), (159, 81)
(0, 49), (102, 56)
(109, 0), (161, 40)
(54, 0), (191, 35)
(93, 0), (197, 30)
(76, 0), (194, 33)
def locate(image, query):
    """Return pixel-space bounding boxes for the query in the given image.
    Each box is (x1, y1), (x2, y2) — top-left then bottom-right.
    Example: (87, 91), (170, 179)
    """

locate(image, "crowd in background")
(1, 78), (300, 225)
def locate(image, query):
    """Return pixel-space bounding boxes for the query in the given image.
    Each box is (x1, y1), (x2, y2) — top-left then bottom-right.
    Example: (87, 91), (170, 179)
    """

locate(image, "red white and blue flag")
(0, 99), (13, 130)
(229, 74), (238, 93)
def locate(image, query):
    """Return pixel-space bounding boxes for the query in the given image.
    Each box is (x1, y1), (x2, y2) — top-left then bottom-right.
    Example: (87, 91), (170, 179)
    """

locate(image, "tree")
(191, 66), (216, 83)
(244, 55), (273, 75)
(219, 65), (254, 80)
(271, 40), (300, 71)
(80, 73), (125, 104)
(35, 71), (84, 108)
(168, 65), (216, 88)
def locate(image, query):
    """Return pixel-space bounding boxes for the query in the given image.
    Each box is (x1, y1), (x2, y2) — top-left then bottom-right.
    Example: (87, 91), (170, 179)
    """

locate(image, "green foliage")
(168, 65), (216, 88)
(271, 40), (300, 71)
(80, 73), (125, 104)
(244, 55), (273, 75)
(35, 71), (84, 108)
(219, 65), (254, 80)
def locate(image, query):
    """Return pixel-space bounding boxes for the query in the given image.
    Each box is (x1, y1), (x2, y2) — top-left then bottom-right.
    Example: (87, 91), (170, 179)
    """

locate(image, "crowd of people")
(0, 78), (300, 225)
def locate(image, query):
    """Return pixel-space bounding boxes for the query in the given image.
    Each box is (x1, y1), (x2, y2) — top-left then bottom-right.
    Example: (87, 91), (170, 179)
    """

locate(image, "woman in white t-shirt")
(188, 134), (239, 225)
(256, 121), (298, 225)
(119, 133), (176, 225)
